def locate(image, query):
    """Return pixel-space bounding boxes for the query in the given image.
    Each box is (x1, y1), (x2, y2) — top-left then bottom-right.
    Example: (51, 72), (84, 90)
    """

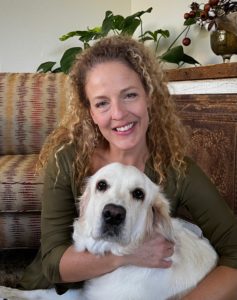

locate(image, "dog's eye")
(131, 188), (145, 201)
(96, 180), (108, 192)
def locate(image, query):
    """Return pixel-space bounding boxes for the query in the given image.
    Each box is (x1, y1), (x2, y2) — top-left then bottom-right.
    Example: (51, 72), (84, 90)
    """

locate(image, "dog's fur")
(0, 163), (217, 300)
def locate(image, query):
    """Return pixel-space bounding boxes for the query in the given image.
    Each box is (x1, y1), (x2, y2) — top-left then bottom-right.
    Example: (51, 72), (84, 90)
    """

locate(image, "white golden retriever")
(0, 163), (217, 300)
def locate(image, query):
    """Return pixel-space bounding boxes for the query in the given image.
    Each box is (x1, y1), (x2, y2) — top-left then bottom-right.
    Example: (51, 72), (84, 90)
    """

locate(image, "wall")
(1, 0), (236, 72)
(131, 0), (237, 67)
(0, 0), (130, 72)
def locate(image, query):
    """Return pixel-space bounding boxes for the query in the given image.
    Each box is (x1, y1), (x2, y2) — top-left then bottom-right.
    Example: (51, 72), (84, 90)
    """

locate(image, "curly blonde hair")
(37, 35), (188, 187)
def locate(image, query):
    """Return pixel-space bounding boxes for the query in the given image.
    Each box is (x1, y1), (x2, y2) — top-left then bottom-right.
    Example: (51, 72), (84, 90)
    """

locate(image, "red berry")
(182, 37), (191, 46)
(189, 10), (196, 18)
(200, 11), (208, 20)
(184, 12), (190, 19)
(208, 0), (219, 7)
(204, 3), (211, 12)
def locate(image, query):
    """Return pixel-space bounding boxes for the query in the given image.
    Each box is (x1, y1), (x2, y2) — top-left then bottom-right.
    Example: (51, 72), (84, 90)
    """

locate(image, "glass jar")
(210, 29), (237, 62)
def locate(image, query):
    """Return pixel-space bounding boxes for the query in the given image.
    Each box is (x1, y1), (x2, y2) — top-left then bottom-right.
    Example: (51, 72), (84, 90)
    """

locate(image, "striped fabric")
(0, 155), (42, 212)
(0, 73), (68, 155)
(0, 212), (41, 249)
(0, 73), (68, 249)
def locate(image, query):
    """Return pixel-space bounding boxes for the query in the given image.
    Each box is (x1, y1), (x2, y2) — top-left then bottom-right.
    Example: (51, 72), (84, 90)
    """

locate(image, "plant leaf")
(78, 28), (104, 43)
(113, 15), (125, 31)
(184, 18), (196, 26)
(140, 29), (170, 42)
(101, 11), (125, 34)
(37, 61), (56, 73)
(160, 46), (184, 64)
(59, 27), (103, 42)
(182, 53), (200, 65)
(121, 17), (141, 35)
(160, 45), (200, 65)
(52, 67), (62, 73)
(101, 11), (116, 35)
(157, 29), (170, 38)
(60, 31), (83, 41)
(60, 47), (82, 74)
(119, 7), (152, 36)
(128, 7), (152, 19)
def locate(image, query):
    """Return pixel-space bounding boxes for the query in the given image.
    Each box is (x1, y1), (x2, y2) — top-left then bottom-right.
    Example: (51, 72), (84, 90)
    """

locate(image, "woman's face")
(85, 61), (149, 153)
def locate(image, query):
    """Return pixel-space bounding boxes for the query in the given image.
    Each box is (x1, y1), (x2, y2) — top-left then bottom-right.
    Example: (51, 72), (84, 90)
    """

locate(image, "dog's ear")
(152, 194), (175, 242)
(78, 178), (91, 218)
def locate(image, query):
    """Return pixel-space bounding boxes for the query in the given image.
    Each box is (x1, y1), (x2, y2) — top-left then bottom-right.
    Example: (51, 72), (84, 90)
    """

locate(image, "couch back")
(0, 73), (68, 155)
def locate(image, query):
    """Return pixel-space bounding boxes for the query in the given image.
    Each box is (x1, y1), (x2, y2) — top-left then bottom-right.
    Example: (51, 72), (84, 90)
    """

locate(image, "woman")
(20, 35), (237, 299)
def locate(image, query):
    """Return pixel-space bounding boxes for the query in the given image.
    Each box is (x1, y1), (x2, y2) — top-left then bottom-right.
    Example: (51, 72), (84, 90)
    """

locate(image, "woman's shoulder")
(46, 142), (76, 174)
(183, 156), (212, 183)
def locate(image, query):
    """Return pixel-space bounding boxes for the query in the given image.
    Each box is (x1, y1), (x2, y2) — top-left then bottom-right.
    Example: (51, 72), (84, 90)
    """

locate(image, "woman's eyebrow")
(120, 86), (138, 93)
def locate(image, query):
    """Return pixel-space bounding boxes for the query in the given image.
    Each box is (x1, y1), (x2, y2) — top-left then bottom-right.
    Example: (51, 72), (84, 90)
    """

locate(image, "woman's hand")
(121, 233), (175, 268)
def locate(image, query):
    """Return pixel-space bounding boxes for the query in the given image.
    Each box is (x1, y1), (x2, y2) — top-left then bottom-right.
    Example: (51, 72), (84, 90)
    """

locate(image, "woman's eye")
(95, 101), (108, 108)
(126, 92), (137, 99)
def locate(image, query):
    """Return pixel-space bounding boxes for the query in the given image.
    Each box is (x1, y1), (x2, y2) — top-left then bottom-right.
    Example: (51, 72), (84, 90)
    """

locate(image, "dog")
(0, 162), (217, 300)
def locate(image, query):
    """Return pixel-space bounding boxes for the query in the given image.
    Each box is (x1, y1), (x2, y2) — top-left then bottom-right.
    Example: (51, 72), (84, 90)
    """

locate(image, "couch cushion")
(0, 73), (68, 155)
(0, 154), (43, 211)
(0, 154), (42, 249)
(0, 213), (41, 249)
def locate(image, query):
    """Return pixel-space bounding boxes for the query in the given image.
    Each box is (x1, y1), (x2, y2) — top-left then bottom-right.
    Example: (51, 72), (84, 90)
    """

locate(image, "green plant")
(37, 7), (199, 74)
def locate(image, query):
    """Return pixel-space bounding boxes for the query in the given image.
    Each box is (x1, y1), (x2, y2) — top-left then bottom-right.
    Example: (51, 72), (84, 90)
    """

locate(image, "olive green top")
(19, 143), (237, 294)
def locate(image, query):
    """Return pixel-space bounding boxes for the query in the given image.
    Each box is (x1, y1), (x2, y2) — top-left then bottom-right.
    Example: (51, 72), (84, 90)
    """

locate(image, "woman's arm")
(59, 234), (174, 282)
(59, 245), (121, 282)
(176, 158), (237, 299)
(183, 266), (237, 300)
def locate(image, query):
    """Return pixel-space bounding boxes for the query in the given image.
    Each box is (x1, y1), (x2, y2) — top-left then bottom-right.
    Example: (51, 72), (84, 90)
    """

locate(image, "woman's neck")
(92, 144), (149, 173)
(110, 149), (148, 169)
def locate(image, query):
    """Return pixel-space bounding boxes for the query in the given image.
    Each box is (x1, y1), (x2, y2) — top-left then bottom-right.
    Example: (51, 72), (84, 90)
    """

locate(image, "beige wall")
(0, 0), (130, 72)
(1, 0), (236, 72)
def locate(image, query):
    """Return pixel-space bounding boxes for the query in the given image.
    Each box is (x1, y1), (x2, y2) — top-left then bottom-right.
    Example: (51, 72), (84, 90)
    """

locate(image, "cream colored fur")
(0, 163), (217, 300)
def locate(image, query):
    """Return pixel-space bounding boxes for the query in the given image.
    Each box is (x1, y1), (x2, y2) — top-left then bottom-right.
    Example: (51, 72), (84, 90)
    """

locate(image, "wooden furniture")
(165, 63), (237, 216)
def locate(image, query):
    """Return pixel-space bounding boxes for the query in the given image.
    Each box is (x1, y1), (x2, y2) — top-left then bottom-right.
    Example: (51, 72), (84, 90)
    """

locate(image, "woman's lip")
(113, 122), (135, 132)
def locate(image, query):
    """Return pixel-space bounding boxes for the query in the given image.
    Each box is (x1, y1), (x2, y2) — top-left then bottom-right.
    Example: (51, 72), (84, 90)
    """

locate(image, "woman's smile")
(113, 122), (136, 133)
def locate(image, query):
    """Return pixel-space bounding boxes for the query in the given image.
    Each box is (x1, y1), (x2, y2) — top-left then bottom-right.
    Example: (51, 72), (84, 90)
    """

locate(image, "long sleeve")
(41, 143), (78, 283)
(164, 157), (237, 269)
(19, 144), (83, 292)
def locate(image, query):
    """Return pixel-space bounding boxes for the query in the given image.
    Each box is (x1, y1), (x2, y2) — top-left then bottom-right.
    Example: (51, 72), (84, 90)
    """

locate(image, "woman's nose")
(111, 101), (127, 120)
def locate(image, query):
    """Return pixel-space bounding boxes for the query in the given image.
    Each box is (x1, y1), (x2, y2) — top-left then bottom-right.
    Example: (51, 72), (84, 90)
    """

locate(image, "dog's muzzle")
(101, 203), (126, 239)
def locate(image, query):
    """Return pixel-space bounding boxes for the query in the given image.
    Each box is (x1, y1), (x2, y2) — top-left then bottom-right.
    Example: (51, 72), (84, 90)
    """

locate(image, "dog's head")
(73, 163), (174, 254)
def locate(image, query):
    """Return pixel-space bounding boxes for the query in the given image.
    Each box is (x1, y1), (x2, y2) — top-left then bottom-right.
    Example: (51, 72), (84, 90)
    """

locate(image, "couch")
(0, 65), (236, 287)
(0, 72), (69, 287)
(0, 72), (68, 252)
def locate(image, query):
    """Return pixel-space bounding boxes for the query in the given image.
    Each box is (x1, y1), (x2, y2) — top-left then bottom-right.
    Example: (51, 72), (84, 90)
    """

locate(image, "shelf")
(165, 62), (237, 81)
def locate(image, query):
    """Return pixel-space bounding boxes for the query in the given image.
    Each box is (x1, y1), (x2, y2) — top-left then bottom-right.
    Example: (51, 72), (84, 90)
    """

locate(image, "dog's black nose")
(102, 204), (126, 226)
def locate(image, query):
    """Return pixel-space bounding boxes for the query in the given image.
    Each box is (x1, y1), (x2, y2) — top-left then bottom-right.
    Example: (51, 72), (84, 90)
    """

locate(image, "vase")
(210, 30), (237, 63)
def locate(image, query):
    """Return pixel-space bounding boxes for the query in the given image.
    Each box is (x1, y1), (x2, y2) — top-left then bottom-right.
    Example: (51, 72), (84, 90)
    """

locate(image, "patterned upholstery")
(0, 73), (67, 155)
(0, 73), (68, 249)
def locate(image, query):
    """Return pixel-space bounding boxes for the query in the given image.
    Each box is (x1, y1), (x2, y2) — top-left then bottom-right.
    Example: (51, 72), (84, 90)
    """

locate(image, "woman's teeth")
(116, 123), (134, 132)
